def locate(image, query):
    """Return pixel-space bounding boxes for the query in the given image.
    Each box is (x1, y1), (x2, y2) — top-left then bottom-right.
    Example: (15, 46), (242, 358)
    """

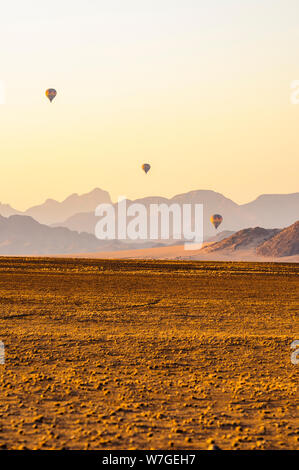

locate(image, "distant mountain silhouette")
(257, 221), (299, 257)
(241, 193), (299, 228)
(0, 203), (20, 218)
(0, 215), (103, 255)
(0, 213), (297, 259)
(0, 215), (156, 255)
(0, 188), (112, 225)
(24, 188), (111, 225)
(54, 190), (251, 239)
(54, 190), (299, 240)
(66, 223), (298, 262)
(0, 189), (298, 240)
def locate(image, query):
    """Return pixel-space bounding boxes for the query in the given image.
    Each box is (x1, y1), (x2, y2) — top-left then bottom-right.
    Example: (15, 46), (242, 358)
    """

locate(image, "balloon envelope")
(210, 214), (223, 229)
(142, 163), (151, 174)
(45, 88), (57, 102)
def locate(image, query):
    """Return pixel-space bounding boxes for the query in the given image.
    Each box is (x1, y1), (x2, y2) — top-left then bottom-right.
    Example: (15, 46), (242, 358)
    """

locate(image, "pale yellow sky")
(0, 0), (298, 210)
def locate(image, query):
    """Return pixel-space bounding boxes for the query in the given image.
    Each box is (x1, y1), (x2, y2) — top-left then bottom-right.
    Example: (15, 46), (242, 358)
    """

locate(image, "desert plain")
(0, 257), (298, 450)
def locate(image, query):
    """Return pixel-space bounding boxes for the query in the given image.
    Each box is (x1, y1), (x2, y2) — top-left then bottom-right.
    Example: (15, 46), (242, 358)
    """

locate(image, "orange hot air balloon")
(45, 88), (57, 103)
(142, 163), (151, 174)
(210, 214), (223, 229)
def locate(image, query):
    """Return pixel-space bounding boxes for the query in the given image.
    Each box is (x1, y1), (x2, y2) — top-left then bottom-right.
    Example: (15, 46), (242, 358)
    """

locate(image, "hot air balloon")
(142, 163), (151, 174)
(45, 88), (57, 103)
(210, 214), (223, 229)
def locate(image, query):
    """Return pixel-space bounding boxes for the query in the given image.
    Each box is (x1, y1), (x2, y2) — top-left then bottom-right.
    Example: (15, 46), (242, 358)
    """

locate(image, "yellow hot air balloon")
(210, 214), (223, 229)
(142, 163), (151, 174)
(45, 88), (57, 103)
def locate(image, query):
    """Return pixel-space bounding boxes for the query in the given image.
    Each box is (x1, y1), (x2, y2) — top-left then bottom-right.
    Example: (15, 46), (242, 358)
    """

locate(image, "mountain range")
(1, 188), (298, 239)
(53, 191), (299, 239)
(72, 221), (298, 262)
(257, 221), (299, 257)
(0, 188), (111, 225)
(0, 188), (297, 257)
(0, 215), (157, 255)
(199, 222), (299, 260)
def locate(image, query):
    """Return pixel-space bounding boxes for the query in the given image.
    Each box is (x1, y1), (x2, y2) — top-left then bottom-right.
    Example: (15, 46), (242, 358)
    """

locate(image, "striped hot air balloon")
(142, 163), (151, 174)
(45, 88), (57, 103)
(210, 214), (223, 229)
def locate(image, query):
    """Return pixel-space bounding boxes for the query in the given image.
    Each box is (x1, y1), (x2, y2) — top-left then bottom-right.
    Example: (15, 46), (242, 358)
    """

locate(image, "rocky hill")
(201, 227), (280, 253)
(257, 221), (299, 257)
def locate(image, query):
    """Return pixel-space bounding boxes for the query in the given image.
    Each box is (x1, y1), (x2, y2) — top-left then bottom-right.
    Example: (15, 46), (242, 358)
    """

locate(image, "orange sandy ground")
(0, 258), (298, 450)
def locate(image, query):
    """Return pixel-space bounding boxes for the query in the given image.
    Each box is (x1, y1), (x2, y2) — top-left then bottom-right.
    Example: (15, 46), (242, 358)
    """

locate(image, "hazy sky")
(0, 0), (298, 209)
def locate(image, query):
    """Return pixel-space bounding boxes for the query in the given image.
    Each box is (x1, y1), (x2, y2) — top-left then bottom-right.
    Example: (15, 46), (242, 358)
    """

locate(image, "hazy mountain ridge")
(0, 203), (21, 218)
(0, 215), (157, 255)
(241, 193), (299, 228)
(0, 188), (112, 226)
(0, 215), (103, 255)
(54, 190), (299, 239)
(77, 222), (298, 261)
(0, 188), (298, 244)
(0, 212), (297, 258)
(24, 188), (111, 225)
